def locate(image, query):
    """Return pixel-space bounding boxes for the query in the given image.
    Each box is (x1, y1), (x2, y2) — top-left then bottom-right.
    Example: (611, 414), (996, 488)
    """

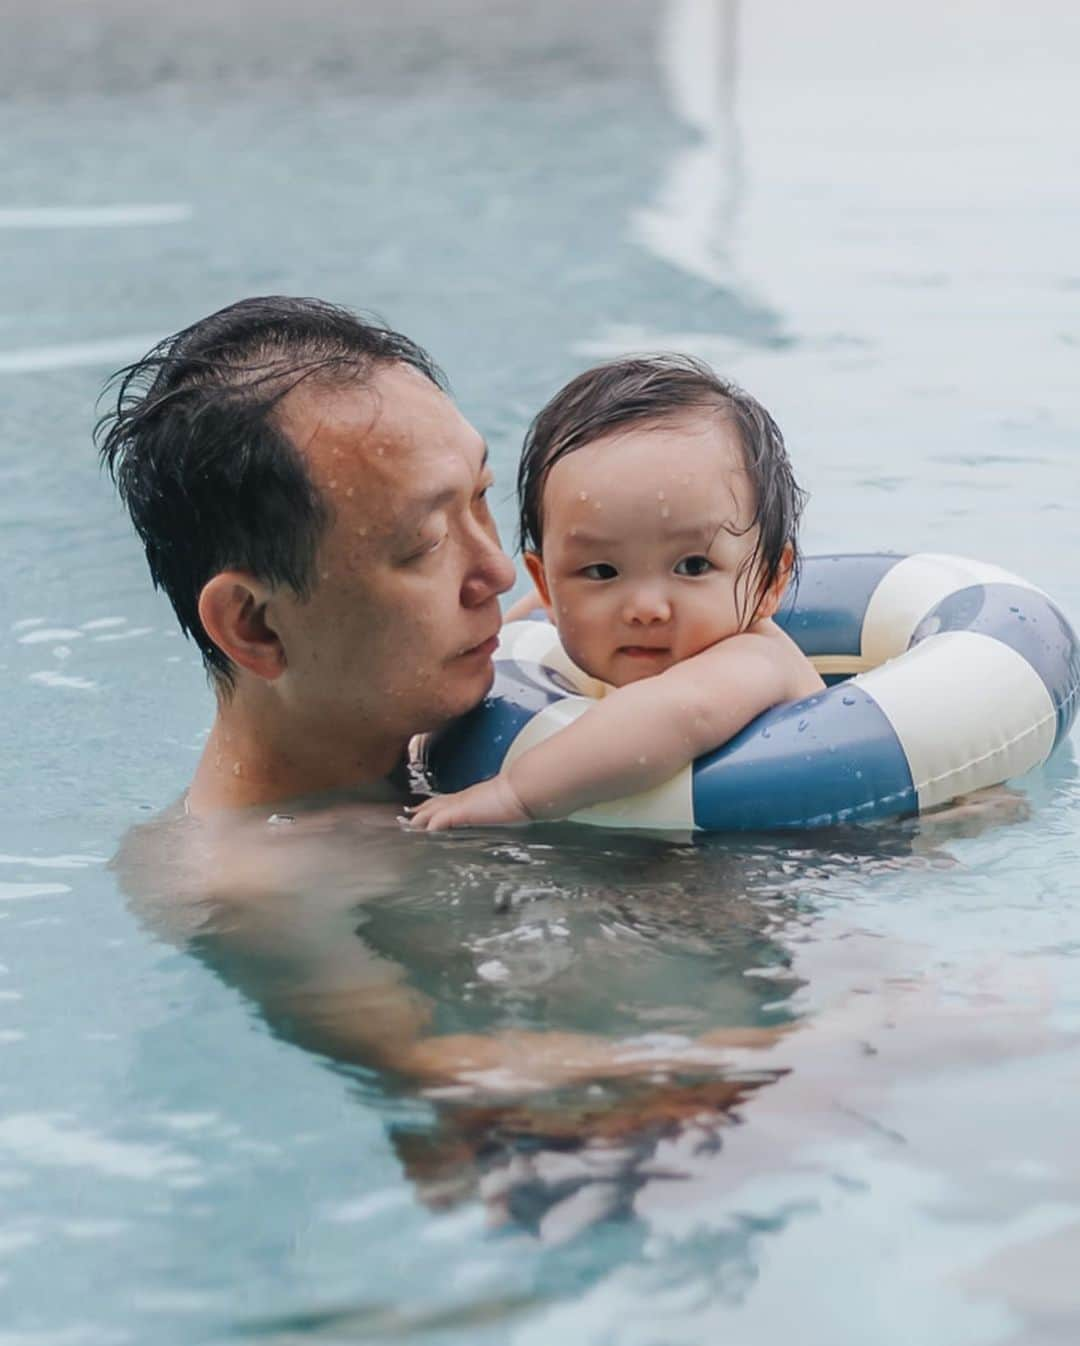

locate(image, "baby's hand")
(407, 774), (531, 831)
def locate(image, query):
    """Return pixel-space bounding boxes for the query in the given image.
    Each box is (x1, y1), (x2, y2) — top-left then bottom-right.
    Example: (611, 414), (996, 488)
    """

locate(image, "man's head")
(516, 356), (807, 685)
(98, 297), (514, 760)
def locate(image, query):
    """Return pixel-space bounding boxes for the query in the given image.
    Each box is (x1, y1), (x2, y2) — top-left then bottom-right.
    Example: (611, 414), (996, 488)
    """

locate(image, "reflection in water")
(632, 0), (742, 288)
(112, 793), (1029, 1248)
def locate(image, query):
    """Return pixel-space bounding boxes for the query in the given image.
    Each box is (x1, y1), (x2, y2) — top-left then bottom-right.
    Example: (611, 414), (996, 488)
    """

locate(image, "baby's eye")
(674, 554), (714, 577)
(580, 563), (618, 581)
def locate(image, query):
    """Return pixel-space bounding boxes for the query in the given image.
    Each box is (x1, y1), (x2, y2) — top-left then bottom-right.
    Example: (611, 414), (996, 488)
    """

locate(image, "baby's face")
(526, 413), (771, 688)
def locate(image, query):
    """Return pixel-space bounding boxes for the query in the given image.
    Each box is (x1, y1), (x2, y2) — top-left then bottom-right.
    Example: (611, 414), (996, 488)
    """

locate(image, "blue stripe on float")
(691, 685), (916, 830)
(425, 661), (567, 794)
(775, 553), (905, 658)
(909, 583), (1080, 750)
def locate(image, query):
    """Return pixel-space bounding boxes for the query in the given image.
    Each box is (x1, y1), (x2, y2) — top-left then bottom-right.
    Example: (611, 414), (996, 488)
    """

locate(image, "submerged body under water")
(2, 0), (1080, 1341)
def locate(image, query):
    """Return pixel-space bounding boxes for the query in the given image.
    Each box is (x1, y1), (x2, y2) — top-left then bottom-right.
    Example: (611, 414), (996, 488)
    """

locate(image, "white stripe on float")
(502, 698), (696, 830)
(860, 552), (1042, 667)
(0, 204), (192, 229)
(496, 620), (561, 664)
(855, 630), (1056, 811)
(496, 621), (609, 698)
(0, 336), (162, 374)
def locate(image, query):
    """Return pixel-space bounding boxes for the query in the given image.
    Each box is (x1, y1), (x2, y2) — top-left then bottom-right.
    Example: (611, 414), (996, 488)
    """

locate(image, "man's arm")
(410, 621), (820, 830)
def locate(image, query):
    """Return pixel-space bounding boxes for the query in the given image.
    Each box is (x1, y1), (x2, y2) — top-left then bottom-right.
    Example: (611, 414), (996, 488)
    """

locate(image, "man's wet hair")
(96, 295), (445, 691)
(517, 354), (807, 623)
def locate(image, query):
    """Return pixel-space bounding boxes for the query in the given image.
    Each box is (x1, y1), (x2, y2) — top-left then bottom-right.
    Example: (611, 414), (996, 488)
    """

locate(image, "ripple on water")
(0, 882), (70, 902)
(15, 629), (82, 645)
(0, 1114), (201, 1184)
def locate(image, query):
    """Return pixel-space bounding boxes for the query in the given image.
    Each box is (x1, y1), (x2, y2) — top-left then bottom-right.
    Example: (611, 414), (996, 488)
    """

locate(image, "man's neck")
(186, 687), (408, 817)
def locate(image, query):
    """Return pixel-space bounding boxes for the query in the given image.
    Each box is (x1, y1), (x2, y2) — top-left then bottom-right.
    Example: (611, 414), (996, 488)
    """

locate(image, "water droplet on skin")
(328, 479), (337, 489)
(232, 761), (243, 776)
(345, 487), (354, 498)
(657, 491), (666, 501)
(579, 491), (589, 502)
(660, 506), (670, 519)
(637, 756), (648, 765)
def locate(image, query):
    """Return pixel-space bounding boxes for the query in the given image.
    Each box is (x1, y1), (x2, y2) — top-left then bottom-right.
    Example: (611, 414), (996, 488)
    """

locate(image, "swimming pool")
(3, 2), (1080, 1341)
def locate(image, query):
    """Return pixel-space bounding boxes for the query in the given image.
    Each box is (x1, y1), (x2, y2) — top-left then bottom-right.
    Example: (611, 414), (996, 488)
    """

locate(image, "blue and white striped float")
(425, 553), (1080, 831)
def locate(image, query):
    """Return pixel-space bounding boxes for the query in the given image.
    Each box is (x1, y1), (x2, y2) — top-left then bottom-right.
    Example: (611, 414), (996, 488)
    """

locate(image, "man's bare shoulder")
(114, 794), (419, 947)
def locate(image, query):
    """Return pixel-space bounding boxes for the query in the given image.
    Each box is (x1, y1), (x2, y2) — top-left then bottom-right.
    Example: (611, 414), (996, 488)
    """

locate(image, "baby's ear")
(754, 543), (794, 620)
(523, 551), (555, 614)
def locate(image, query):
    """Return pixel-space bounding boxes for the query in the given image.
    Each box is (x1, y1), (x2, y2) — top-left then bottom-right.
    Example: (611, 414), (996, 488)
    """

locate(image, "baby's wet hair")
(517, 354), (807, 623)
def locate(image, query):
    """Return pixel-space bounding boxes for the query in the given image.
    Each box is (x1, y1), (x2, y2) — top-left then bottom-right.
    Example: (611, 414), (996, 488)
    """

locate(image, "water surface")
(2, 2), (1079, 1342)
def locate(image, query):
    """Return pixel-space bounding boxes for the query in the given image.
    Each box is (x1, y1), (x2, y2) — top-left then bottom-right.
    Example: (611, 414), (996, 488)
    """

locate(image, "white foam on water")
(0, 883), (70, 902)
(27, 672), (98, 691)
(0, 1114), (199, 1182)
(0, 336), (162, 374)
(17, 628), (82, 644)
(0, 204), (192, 229)
(0, 855), (105, 870)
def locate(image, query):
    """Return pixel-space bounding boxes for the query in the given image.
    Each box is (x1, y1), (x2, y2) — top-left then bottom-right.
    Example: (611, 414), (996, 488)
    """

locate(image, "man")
(99, 294), (515, 814)
(101, 295), (779, 1097)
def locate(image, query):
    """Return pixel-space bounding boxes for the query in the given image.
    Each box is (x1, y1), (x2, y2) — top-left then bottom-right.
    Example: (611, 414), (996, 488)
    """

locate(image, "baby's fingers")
(403, 800), (442, 830)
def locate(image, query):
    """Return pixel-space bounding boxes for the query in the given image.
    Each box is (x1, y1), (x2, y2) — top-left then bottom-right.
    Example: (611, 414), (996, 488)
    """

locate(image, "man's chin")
(423, 659), (496, 731)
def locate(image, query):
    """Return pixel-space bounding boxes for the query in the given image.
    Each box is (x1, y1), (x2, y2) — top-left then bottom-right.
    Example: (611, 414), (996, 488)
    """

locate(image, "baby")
(409, 354), (824, 830)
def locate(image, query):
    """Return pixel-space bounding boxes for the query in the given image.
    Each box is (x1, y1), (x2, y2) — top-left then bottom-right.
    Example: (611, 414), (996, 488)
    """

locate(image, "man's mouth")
(457, 633), (501, 660)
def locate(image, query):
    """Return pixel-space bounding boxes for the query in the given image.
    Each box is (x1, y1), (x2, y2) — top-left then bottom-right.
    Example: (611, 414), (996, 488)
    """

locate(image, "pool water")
(2, 2), (1080, 1341)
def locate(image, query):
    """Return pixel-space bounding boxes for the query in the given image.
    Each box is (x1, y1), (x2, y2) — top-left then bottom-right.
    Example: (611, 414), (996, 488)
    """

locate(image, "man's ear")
(197, 572), (287, 682)
(754, 543), (795, 621)
(523, 551), (555, 614)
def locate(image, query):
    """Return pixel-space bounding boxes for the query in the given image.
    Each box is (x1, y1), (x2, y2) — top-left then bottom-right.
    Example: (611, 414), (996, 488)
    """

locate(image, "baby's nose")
(625, 588), (672, 625)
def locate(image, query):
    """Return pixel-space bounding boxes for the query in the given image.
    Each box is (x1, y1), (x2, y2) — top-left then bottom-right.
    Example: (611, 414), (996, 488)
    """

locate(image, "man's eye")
(580, 563), (618, 580)
(674, 554), (713, 577)
(407, 534), (446, 562)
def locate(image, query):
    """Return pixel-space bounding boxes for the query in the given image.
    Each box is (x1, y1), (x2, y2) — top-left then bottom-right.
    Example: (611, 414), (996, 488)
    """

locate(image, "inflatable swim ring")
(424, 553), (1080, 831)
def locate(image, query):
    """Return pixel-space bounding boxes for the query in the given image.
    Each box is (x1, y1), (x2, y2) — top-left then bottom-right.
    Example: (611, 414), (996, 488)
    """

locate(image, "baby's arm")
(409, 621), (821, 830)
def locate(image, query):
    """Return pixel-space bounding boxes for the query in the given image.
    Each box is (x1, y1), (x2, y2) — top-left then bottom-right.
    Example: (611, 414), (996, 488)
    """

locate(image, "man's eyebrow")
(396, 444), (492, 529)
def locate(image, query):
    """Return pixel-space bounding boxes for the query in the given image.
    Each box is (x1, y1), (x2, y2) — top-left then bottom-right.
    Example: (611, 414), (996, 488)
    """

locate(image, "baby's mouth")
(616, 645), (671, 659)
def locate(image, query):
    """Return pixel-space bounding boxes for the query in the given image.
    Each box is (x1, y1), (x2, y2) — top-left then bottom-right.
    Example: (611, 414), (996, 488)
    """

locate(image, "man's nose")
(624, 586), (672, 625)
(461, 526), (516, 607)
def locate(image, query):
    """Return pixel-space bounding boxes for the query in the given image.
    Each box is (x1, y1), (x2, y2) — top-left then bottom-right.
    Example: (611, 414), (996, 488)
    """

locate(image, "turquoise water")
(3, 2), (1080, 1341)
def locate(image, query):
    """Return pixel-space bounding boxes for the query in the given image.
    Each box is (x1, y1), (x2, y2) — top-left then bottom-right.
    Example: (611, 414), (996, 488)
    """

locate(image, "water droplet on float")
(1009, 605), (1020, 614)
(797, 719), (808, 733)
(842, 695), (856, 706)
(761, 728), (771, 739)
